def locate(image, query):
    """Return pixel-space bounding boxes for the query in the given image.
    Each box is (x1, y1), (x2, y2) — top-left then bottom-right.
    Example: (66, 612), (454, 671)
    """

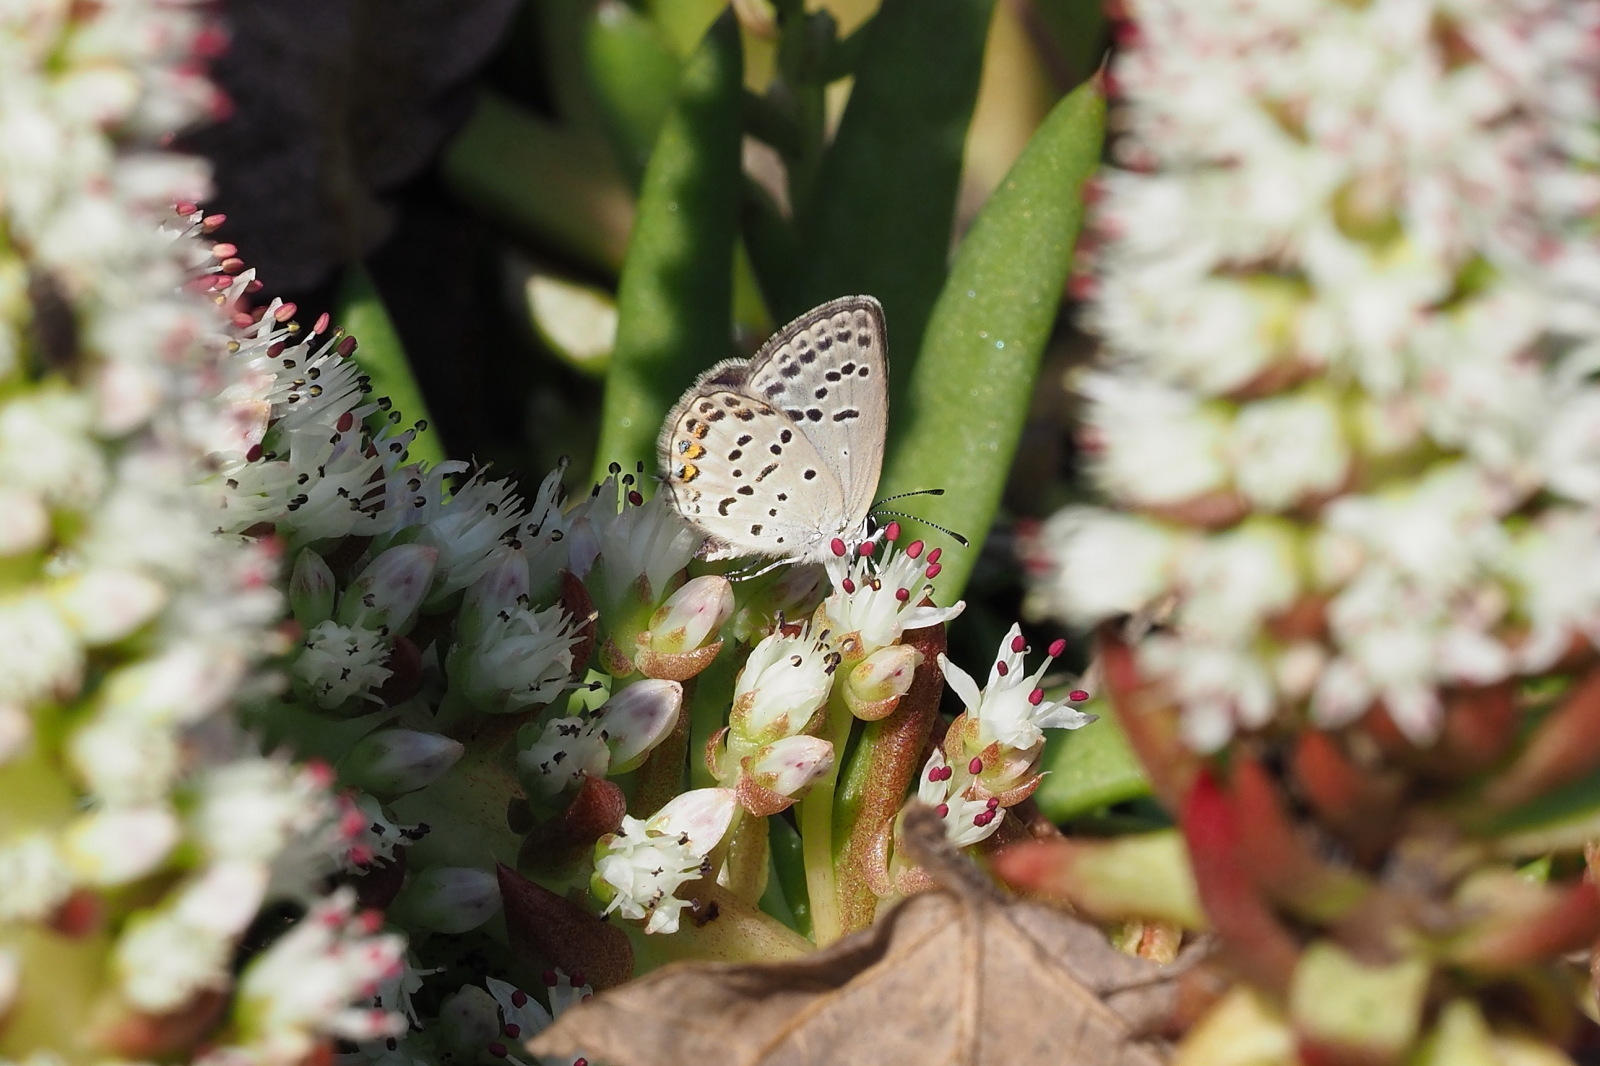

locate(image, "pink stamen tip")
(895, 587), (910, 602)
(337, 336), (358, 357)
(927, 547), (942, 564)
(925, 563), (942, 579)
(884, 521), (901, 542)
(337, 411), (355, 433)
(211, 242), (237, 258)
(571, 971), (586, 987)
(996, 661), (1009, 677)
(503, 1023), (521, 1038)
(1070, 689), (1089, 702)
(1029, 688), (1045, 706)
(515, 987), (532, 1005)
(488, 1043), (508, 1058)
(1010, 634), (1026, 653)
(906, 540), (924, 559)
(831, 537), (847, 557)
(974, 809), (995, 827)
(274, 301), (297, 322)
(986, 797), (1000, 809)
(858, 540), (874, 557)
(202, 212), (226, 229)
(968, 756), (984, 774)
(627, 490), (643, 506)
(935, 803), (950, 818)
(313, 312), (330, 334)
(1049, 638), (1067, 658)
(245, 444), (264, 463)
(842, 577), (856, 594)
(175, 201), (198, 215)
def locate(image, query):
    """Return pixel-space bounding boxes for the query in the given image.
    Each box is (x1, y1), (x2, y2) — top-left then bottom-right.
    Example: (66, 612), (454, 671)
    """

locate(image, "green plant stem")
(797, 689), (856, 944)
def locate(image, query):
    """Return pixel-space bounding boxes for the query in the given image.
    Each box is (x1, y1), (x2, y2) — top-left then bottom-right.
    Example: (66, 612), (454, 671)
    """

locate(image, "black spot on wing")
(832, 409), (860, 422)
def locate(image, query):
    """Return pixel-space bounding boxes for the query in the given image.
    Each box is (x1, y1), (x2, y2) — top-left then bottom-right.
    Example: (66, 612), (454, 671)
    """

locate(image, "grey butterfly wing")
(743, 296), (888, 527)
(657, 372), (851, 562)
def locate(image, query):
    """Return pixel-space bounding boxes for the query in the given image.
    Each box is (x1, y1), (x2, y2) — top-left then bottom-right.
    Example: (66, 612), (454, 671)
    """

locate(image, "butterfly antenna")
(872, 487), (946, 506)
(870, 508), (970, 547)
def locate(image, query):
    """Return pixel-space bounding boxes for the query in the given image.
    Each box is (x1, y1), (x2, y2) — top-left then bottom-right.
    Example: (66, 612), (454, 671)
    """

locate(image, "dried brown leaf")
(528, 806), (1184, 1065)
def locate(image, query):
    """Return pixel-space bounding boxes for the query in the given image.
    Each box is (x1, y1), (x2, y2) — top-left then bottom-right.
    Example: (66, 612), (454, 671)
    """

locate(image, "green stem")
(797, 689), (856, 944)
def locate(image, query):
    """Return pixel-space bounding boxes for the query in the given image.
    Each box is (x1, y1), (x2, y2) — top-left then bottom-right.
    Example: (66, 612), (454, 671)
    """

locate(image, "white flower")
(567, 469), (700, 604)
(235, 889), (408, 1061)
(729, 626), (836, 742)
(1034, 508), (1183, 627)
(1173, 519), (1301, 645)
(294, 620), (393, 710)
(518, 678), (683, 796)
(819, 539), (964, 657)
(591, 787), (737, 934)
(449, 602), (577, 715)
(1079, 374), (1231, 506)
(939, 625), (1094, 753)
(914, 750), (1003, 848)
(1228, 389), (1350, 510)
(0, 832), (73, 922)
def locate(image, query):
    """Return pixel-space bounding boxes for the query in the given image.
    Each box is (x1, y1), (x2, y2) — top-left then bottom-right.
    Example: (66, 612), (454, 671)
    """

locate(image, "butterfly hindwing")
(657, 381), (849, 562)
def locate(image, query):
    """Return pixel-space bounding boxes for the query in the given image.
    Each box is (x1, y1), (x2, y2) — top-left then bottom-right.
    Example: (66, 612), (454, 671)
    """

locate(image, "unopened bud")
(338, 543), (438, 634)
(289, 548), (336, 628)
(391, 866), (501, 934)
(843, 643), (921, 721)
(436, 984), (502, 1054)
(635, 575), (733, 680)
(748, 735), (834, 799)
(341, 729), (464, 797)
(600, 679), (684, 774)
(458, 547), (530, 646)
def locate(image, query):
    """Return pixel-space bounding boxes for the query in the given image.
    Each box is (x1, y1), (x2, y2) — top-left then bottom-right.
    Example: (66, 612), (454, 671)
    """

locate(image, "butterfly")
(657, 296), (889, 566)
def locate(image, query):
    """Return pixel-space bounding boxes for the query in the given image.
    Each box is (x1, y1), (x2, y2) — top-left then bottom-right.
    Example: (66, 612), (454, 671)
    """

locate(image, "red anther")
(858, 540), (874, 557)
(1069, 689), (1089, 702)
(996, 661), (1009, 677)
(1011, 633), (1027, 653)
(267, 341), (285, 357)
(503, 1024), (521, 1038)
(246, 279), (265, 292)
(194, 25), (228, 56)
(1049, 638), (1068, 658)
(231, 311), (255, 328)
(831, 537), (847, 557)
(974, 809), (995, 827)
(575, 1059), (589, 1066)
(884, 521), (901, 542)
(313, 312), (330, 334)
(925, 563), (942, 579)
(274, 301), (297, 322)
(969, 756), (984, 774)
(895, 587), (910, 602)
(337, 411), (355, 433)
(246, 443), (263, 463)
(488, 1043), (508, 1058)
(906, 540), (924, 559)
(202, 212), (226, 230)
(221, 258), (245, 274)
(842, 577), (856, 593)
(515, 987), (532, 1005)
(935, 803), (950, 818)
(570, 971), (586, 987)
(211, 242), (237, 258)
(927, 547), (942, 564)
(627, 490), (643, 506)
(1029, 688), (1045, 706)
(986, 797), (999, 809)
(337, 336), (358, 357)
(175, 200), (198, 215)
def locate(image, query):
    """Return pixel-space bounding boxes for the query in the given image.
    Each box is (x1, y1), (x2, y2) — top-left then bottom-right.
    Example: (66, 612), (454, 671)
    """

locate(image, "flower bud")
(341, 729), (464, 797)
(457, 547), (529, 646)
(736, 736), (834, 816)
(728, 629), (834, 745)
(634, 575), (733, 680)
(436, 984), (502, 1055)
(601, 678), (684, 773)
(843, 643), (921, 721)
(338, 543), (438, 635)
(391, 866), (501, 934)
(288, 548), (336, 629)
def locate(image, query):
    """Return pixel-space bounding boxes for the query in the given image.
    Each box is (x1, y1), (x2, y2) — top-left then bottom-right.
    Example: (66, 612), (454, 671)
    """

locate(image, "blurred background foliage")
(186, 0), (1127, 818)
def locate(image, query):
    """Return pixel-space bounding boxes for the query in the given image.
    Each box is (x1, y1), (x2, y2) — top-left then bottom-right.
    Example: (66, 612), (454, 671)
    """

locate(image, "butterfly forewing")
(743, 296), (888, 526)
(657, 382), (850, 562)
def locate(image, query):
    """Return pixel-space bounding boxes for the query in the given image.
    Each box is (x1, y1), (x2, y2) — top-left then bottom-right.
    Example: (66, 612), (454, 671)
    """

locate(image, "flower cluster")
(0, 1), (407, 1060)
(1035, 0), (1600, 748)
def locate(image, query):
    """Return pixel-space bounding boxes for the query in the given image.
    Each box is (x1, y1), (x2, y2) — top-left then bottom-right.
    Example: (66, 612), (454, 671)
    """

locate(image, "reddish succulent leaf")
(518, 774), (627, 874)
(496, 862), (633, 990)
(1096, 626), (1196, 811)
(1484, 667), (1600, 811)
(528, 806), (1188, 1066)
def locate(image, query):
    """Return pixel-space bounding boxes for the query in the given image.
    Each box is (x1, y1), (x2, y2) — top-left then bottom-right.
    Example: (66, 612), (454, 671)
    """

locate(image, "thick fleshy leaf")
(592, 12), (744, 479)
(1033, 699), (1150, 822)
(877, 79), (1105, 597)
